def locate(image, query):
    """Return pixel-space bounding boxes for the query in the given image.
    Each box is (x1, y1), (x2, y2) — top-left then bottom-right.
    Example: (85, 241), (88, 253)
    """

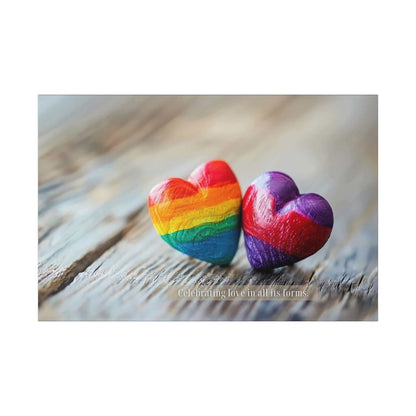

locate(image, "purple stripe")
(244, 233), (299, 270)
(252, 171), (299, 210)
(278, 193), (334, 228)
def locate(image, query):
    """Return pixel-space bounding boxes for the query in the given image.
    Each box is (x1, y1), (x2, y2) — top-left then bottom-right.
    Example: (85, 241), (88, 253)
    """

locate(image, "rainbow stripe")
(148, 160), (242, 265)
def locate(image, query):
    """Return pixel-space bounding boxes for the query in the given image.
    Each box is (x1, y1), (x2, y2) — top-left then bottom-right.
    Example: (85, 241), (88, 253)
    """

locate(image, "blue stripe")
(161, 228), (240, 265)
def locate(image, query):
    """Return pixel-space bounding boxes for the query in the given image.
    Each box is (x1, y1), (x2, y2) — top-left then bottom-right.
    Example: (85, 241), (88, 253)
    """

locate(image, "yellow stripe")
(150, 198), (241, 235)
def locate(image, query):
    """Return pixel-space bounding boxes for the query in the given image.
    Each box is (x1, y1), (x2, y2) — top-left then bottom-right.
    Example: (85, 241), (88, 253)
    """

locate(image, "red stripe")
(187, 160), (238, 189)
(148, 178), (198, 207)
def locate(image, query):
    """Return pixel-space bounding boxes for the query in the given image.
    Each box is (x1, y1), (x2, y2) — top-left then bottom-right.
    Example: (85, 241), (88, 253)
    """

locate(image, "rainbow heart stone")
(242, 172), (333, 269)
(148, 160), (242, 265)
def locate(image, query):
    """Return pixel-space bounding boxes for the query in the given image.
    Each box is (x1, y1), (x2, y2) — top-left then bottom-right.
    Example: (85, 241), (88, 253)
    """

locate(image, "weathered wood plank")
(38, 95), (377, 320)
(38, 95), (293, 302)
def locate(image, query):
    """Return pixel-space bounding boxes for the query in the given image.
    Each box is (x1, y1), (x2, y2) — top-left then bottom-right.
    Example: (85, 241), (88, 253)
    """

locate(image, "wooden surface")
(38, 95), (378, 320)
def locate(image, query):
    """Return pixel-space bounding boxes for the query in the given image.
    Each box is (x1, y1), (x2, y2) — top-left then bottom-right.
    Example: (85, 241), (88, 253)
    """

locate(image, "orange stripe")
(148, 179), (239, 207)
(148, 183), (241, 215)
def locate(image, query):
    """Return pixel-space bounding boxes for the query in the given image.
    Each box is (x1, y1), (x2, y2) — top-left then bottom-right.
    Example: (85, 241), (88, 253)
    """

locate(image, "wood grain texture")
(38, 95), (378, 320)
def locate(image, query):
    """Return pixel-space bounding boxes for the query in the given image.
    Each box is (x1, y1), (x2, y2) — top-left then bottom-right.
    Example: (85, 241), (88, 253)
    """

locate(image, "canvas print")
(38, 95), (377, 320)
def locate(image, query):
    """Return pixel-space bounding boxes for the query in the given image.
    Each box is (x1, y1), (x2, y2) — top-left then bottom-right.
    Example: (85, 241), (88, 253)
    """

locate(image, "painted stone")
(148, 160), (242, 265)
(242, 171), (333, 269)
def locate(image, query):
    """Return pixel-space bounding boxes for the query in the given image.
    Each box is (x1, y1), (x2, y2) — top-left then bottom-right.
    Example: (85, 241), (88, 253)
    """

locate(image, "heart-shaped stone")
(242, 172), (333, 269)
(148, 160), (242, 265)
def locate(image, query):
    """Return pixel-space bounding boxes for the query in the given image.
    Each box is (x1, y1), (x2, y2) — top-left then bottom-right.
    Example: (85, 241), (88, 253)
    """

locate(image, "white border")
(2, 1), (415, 415)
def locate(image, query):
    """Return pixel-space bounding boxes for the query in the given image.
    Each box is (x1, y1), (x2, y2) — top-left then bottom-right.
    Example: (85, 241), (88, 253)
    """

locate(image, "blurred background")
(38, 95), (377, 320)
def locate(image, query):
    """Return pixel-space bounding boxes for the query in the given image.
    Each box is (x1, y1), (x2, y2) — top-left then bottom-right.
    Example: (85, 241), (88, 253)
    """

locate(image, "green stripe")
(161, 214), (240, 245)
